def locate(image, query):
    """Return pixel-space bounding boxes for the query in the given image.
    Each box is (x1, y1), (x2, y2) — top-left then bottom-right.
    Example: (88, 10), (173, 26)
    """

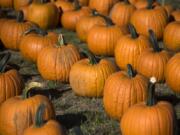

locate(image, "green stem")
(127, 64), (136, 78)
(81, 50), (98, 65)
(0, 52), (11, 73)
(146, 77), (157, 106)
(149, 29), (161, 52)
(57, 34), (65, 46)
(16, 10), (24, 22)
(35, 104), (46, 128)
(24, 26), (48, 36)
(147, 0), (153, 9)
(128, 24), (138, 39)
(92, 12), (113, 26)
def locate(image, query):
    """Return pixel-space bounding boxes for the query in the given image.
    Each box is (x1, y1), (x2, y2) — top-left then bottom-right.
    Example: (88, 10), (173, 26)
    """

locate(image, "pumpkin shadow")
(156, 95), (180, 106)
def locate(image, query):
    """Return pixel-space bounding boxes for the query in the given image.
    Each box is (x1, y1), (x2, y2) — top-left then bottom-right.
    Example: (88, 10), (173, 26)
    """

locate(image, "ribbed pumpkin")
(0, 0), (13, 8)
(37, 34), (80, 82)
(163, 21), (180, 52)
(121, 77), (174, 135)
(27, 0), (60, 29)
(0, 53), (24, 104)
(171, 10), (180, 21)
(54, 0), (74, 12)
(89, 0), (118, 16)
(130, 0), (168, 40)
(20, 26), (58, 62)
(110, 0), (136, 26)
(0, 82), (55, 135)
(23, 104), (65, 135)
(136, 30), (171, 82)
(76, 10), (106, 42)
(87, 15), (128, 56)
(103, 64), (148, 120)
(115, 24), (151, 70)
(61, 1), (91, 31)
(0, 11), (33, 50)
(0, 18), (8, 40)
(165, 53), (180, 93)
(70, 50), (116, 97)
(14, 0), (33, 10)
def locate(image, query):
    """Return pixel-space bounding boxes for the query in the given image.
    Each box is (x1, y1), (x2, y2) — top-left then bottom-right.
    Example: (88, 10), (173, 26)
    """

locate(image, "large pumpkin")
(0, 0), (13, 8)
(165, 53), (180, 93)
(37, 34), (80, 82)
(110, 0), (136, 26)
(121, 77), (175, 135)
(0, 11), (33, 50)
(70, 50), (116, 97)
(103, 64), (148, 120)
(163, 21), (180, 52)
(136, 30), (171, 82)
(20, 26), (58, 62)
(0, 82), (55, 135)
(130, 0), (168, 40)
(27, 0), (60, 29)
(115, 24), (151, 70)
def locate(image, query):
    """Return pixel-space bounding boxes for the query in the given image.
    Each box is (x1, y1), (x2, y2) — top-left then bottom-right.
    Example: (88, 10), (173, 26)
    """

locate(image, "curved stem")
(149, 29), (161, 52)
(24, 26), (48, 36)
(127, 64), (136, 78)
(0, 52), (11, 73)
(92, 12), (113, 26)
(16, 10), (24, 22)
(147, 0), (153, 9)
(35, 104), (46, 128)
(57, 34), (65, 46)
(146, 77), (157, 106)
(128, 24), (138, 39)
(81, 50), (98, 65)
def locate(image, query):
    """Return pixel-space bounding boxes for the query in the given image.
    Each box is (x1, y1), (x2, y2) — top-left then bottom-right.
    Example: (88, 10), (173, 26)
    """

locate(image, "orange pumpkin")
(79, 0), (89, 6)
(0, 11), (33, 50)
(163, 4), (174, 18)
(163, 21), (180, 52)
(27, 0), (60, 29)
(133, 0), (160, 9)
(115, 24), (151, 70)
(54, 0), (74, 12)
(136, 30), (171, 82)
(171, 10), (180, 21)
(0, 82), (55, 135)
(37, 34), (80, 82)
(0, 0), (13, 8)
(165, 53), (180, 93)
(70, 50), (116, 97)
(121, 77), (174, 135)
(20, 26), (58, 62)
(110, 0), (136, 26)
(14, 0), (33, 10)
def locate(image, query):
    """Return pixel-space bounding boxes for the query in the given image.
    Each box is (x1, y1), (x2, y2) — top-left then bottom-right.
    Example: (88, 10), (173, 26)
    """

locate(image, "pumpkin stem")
(35, 104), (46, 128)
(57, 34), (65, 46)
(0, 52), (11, 73)
(128, 24), (138, 39)
(127, 64), (136, 78)
(149, 29), (161, 52)
(81, 50), (98, 65)
(147, 77), (157, 106)
(74, 0), (81, 10)
(24, 26), (48, 36)
(16, 10), (24, 22)
(147, 0), (153, 9)
(92, 12), (113, 26)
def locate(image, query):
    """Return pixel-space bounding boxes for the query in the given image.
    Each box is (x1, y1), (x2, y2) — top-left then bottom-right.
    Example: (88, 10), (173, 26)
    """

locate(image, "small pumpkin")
(171, 10), (180, 21)
(54, 0), (74, 12)
(76, 10), (106, 42)
(115, 24), (151, 70)
(165, 53), (180, 93)
(130, 0), (168, 40)
(37, 34), (80, 82)
(0, 0), (13, 8)
(0, 11), (33, 50)
(121, 77), (175, 135)
(20, 26), (58, 62)
(103, 64), (148, 120)
(163, 21), (180, 52)
(110, 0), (136, 26)
(136, 30), (171, 82)
(70, 50), (116, 97)
(23, 104), (65, 135)
(0, 82), (55, 135)
(27, 0), (60, 29)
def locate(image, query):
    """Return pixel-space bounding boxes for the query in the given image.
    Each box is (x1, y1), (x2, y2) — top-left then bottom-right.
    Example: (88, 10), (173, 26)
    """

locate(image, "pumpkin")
(110, 0), (136, 26)
(54, 0), (74, 12)
(0, 11), (33, 50)
(134, 0), (160, 9)
(70, 50), (116, 97)
(0, 0), (13, 8)
(0, 18), (8, 40)
(79, 0), (89, 6)
(171, 10), (180, 21)
(136, 30), (171, 82)
(0, 82), (55, 135)
(0, 53), (24, 104)
(130, 0), (168, 40)
(163, 21), (180, 52)
(121, 77), (175, 135)
(76, 10), (106, 42)
(89, 0), (118, 16)
(115, 24), (151, 70)
(87, 14), (128, 56)
(27, 0), (60, 30)
(61, 0), (91, 31)
(103, 64), (148, 120)
(23, 104), (65, 135)
(37, 34), (80, 82)
(20, 26), (58, 62)
(163, 4), (174, 18)
(14, 0), (33, 10)
(165, 53), (180, 93)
